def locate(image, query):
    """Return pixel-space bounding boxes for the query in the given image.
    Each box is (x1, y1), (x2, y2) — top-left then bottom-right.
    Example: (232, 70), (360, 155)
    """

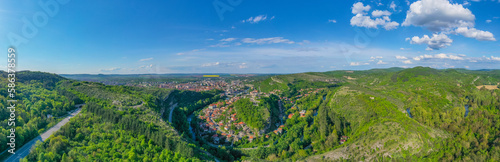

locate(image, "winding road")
(4, 107), (82, 162)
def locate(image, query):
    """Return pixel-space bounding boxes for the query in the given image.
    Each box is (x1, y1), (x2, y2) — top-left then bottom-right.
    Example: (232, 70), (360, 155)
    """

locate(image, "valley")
(1, 67), (499, 161)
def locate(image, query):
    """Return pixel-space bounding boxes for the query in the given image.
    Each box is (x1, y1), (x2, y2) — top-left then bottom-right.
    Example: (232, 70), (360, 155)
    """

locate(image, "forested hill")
(2, 68), (499, 161)
(0, 71), (219, 161)
(247, 67), (500, 161)
(0, 71), (79, 161)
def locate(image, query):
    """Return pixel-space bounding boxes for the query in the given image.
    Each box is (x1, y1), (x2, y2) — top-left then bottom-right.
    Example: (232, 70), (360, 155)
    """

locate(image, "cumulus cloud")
(328, 19), (337, 23)
(403, 0), (495, 49)
(402, 0), (475, 32)
(350, 2), (399, 30)
(241, 37), (295, 44)
(396, 56), (408, 59)
(242, 15), (274, 23)
(350, 62), (370, 66)
(352, 2), (371, 14)
(402, 60), (413, 64)
(377, 60), (388, 64)
(412, 53), (465, 61)
(390, 1), (397, 10)
(408, 34), (453, 50)
(455, 27), (496, 41)
(486, 20), (492, 23)
(372, 10), (392, 17)
(491, 56), (500, 61)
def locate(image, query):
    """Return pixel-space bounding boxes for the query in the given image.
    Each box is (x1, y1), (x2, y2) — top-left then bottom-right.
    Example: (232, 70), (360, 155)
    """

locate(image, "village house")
(213, 134), (220, 144)
(340, 136), (349, 144)
(300, 110), (306, 117)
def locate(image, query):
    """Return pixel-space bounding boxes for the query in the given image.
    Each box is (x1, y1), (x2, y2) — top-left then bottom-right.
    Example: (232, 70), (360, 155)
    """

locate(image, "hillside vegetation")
(7, 67), (500, 161)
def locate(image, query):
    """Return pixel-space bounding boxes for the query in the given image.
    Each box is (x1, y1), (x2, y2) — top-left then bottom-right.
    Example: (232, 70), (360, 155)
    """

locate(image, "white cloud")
(328, 19), (337, 23)
(139, 57), (153, 62)
(202, 62), (220, 67)
(408, 34), (453, 50)
(241, 37), (295, 44)
(372, 10), (392, 17)
(377, 60), (388, 64)
(491, 56), (500, 61)
(455, 27), (496, 41)
(403, 60), (413, 64)
(239, 63), (248, 69)
(350, 62), (369, 66)
(402, 0), (475, 32)
(412, 53), (465, 61)
(486, 20), (492, 23)
(402, 0), (496, 48)
(352, 2), (371, 15)
(100, 67), (121, 72)
(389, 1), (397, 11)
(176, 53), (184, 55)
(139, 64), (153, 69)
(396, 55), (408, 59)
(242, 15), (272, 24)
(210, 42), (230, 48)
(351, 14), (400, 30)
(350, 2), (399, 30)
(220, 38), (237, 42)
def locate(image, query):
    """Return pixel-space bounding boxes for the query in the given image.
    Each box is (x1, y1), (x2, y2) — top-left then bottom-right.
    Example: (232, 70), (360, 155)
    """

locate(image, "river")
(187, 114), (196, 140)
(406, 108), (413, 118)
(464, 105), (469, 117)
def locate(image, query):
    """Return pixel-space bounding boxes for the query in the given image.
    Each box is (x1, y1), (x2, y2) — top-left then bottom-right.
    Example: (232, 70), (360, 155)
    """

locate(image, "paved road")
(4, 108), (82, 162)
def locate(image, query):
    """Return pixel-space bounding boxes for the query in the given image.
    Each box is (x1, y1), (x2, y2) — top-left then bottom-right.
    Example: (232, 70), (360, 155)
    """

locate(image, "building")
(300, 110), (306, 117)
(277, 128), (283, 134)
(213, 134), (220, 144)
(209, 104), (217, 109)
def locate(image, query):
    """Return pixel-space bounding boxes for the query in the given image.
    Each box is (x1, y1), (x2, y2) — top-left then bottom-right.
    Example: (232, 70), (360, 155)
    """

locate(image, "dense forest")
(0, 71), (80, 160)
(13, 75), (220, 161)
(2, 67), (499, 161)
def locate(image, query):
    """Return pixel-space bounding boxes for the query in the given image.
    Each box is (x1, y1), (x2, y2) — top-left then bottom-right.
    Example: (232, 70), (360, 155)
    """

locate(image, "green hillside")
(7, 67), (500, 161)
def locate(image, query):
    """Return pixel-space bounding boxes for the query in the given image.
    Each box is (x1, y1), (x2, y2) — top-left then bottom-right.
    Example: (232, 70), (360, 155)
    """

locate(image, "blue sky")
(0, 0), (499, 74)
